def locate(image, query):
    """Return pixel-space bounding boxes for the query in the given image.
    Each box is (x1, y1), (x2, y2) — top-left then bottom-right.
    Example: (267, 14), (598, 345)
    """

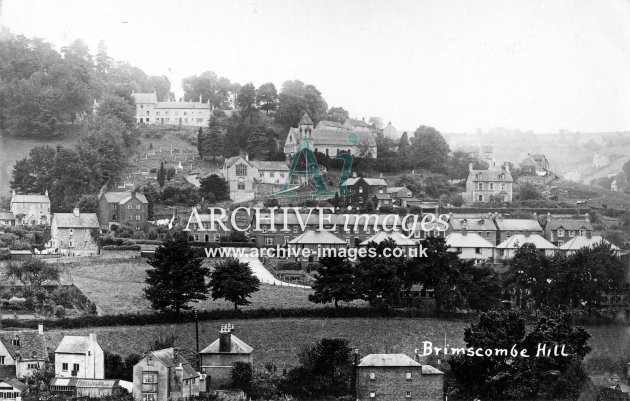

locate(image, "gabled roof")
(559, 236), (619, 251)
(386, 186), (412, 196)
(298, 113), (314, 125)
(449, 216), (497, 231)
(312, 128), (376, 147)
(496, 234), (556, 250)
(375, 193), (391, 200)
(317, 120), (344, 129)
(55, 335), (98, 354)
(358, 354), (421, 367)
(546, 219), (593, 231)
(342, 177), (387, 187)
(155, 101), (210, 110)
(148, 348), (198, 379)
(468, 169), (513, 182)
(11, 194), (50, 204)
(360, 231), (416, 246)
(0, 378), (27, 392)
(102, 191), (148, 204)
(250, 161), (289, 171)
(288, 230), (346, 245)
(53, 213), (100, 229)
(531, 154), (547, 162)
(225, 156), (251, 168)
(0, 330), (48, 360)
(131, 92), (157, 104)
(446, 232), (494, 248)
(0, 365), (16, 380)
(199, 334), (253, 354)
(495, 219), (542, 231)
(347, 118), (370, 128)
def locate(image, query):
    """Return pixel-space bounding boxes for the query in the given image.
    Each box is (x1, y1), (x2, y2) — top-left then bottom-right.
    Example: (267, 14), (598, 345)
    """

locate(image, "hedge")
(101, 245), (142, 251)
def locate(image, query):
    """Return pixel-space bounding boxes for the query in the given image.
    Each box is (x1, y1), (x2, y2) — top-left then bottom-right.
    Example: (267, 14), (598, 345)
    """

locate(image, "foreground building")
(543, 215), (593, 246)
(50, 208), (100, 256)
(559, 235), (621, 256)
(446, 232), (495, 262)
(0, 324), (48, 379)
(356, 353), (443, 401)
(10, 190), (51, 226)
(0, 212), (15, 227)
(199, 324), (253, 388)
(55, 334), (104, 379)
(132, 347), (200, 401)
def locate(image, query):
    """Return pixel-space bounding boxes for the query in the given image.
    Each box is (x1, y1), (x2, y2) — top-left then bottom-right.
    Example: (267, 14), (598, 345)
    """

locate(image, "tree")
(144, 236), (210, 313)
(449, 311), (590, 400)
(157, 161), (166, 188)
(209, 259), (260, 310)
(368, 117), (384, 131)
(5, 259), (60, 289)
(325, 107), (349, 123)
(355, 239), (405, 305)
(166, 167), (176, 181)
(202, 122), (224, 161)
(277, 80), (327, 130)
(77, 194), (99, 213)
(199, 174), (229, 202)
(256, 82), (278, 115)
(410, 126), (450, 172)
(447, 150), (489, 179)
(197, 127), (204, 156)
(97, 94), (135, 129)
(397, 132), (411, 166)
(518, 182), (542, 200)
(236, 82), (257, 112)
(309, 257), (357, 307)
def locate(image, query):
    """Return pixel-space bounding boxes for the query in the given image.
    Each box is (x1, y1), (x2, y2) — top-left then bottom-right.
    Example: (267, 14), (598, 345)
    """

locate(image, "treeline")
(0, 32), (170, 137)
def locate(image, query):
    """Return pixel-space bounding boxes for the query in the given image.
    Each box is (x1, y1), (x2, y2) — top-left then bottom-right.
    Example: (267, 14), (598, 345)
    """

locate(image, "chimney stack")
(73, 208), (80, 217)
(38, 324), (44, 335)
(468, 163), (473, 172)
(219, 324), (234, 353)
(89, 333), (97, 343)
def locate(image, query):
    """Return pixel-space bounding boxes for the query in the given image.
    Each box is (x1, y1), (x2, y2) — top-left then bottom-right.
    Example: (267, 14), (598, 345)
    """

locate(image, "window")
(501, 183), (506, 190)
(370, 392), (376, 398)
(143, 373), (157, 384)
(579, 229), (586, 236)
(236, 164), (247, 176)
(406, 372), (412, 380)
(478, 194), (483, 202)
(406, 390), (412, 398)
(197, 118), (203, 123)
(558, 240), (564, 246)
(369, 372), (375, 380)
(238, 182), (245, 190)
(0, 357), (4, 364)
(11, 338), (19, 347)
(27, 363), (38, 369)
(486, 231), (490, 239)
(569, 230), (576, 237)
(265, 238), (273, 246)
(128, 204), (133, 210)
(136, 215), (140, 221)
(359, 187), (363, 193)
(558, 229), (565, 237)
(270, 172), (275, 178)
(379, 188), (383, 194)
(477, 182), (484, 190)
(142, 394), (156, 401)
(358, 197), (363, 204)
(136, 205), (141, 210)
(475, 247), (482, 254)
(62, 363), (68, 371)
(146, 111), (150, 116)
(214, 234), (220, 242)
(489, 183), (494, 190)
(73, 364), (79, 372)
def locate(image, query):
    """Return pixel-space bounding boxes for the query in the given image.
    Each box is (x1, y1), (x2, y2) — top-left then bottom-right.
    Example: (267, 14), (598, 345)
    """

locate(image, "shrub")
(41, 299), (57, 316)
(101, 245), (142, 251)
(51, 287), (75, 308)
(54, 306), (67, 318)
(8, 297), (27, 310)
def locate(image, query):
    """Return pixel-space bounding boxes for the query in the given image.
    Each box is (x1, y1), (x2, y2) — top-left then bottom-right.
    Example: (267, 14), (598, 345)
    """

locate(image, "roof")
(155, 101), (210, 110)
(225, 155), (251, 168)
(347, 118), (370, 128)
(288, 230), (346, 245)
(360, 231), (416, 246)
(102, 191), (148, 204)
(375, 193), (391, 200)
(312, 128), (376, 147)
(546, 219), (593, 231)
(317, 120), (344, 129)
(446, 232), (494, 248)
(199, 334), (253, 354)
(299, 113), (314, 125)
(0, 378), (27, 392)
(11, 194), (50, 204)
(358, 354), (443, 374)
(55, 335), (98, 354)
(495, 219), (542, 231)
(531, 154), (547, 162)
(496, 234), (556, 250)
(386, 186), (412, 196)
(250, 160), (290, 171)
(449, 216), (497, 231)
(49, 378), (79, 387)
(0, 330), (48, 360)
(559, 236), (620, 251)
(0, 365), (16, 380)
(342, 177), (387, 187)
(148, 348), (198, 379)
(53, 213), (100, 229)
(0, 212), (15, 220)
(76, 379), (119, 389)
(468, 169), (513, 182)
(131, 92), (157, 104)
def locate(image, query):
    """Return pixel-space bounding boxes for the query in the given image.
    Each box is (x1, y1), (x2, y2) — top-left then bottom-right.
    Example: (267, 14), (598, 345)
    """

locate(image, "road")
(231, 248), (310, 288)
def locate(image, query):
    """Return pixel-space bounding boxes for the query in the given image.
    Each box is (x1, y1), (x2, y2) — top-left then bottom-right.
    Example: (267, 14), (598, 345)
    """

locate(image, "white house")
(131, 91), (212, 127)
(445, 232), (495, 262)
(54, 334), (104, 379)
(495, 234), (556, 260)
(10, 190), (51, 226)
(559, 235), (621, 256)
(0, 379), (27, 401)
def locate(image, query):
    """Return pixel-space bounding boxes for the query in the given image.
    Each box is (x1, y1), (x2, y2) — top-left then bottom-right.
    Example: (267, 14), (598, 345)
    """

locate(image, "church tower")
(298, 112), (314, 138)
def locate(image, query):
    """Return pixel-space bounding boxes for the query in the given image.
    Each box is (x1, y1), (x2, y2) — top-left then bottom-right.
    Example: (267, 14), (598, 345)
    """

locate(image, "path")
(231, 248), (310, 288)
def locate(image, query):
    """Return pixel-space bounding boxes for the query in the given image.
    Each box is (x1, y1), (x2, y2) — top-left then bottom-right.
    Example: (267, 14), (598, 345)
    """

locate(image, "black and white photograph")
(0, 0), (629, 400)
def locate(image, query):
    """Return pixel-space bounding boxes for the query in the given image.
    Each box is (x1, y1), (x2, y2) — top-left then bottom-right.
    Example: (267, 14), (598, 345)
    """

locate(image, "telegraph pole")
(194, 308), (200, 369)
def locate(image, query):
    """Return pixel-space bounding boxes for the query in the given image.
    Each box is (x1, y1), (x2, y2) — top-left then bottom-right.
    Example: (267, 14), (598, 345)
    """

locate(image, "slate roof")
(449, 216), (497, 231)
(0, 330), (48, 360)
(255, 213), (408, 229)
(357, 354), (444, 372)
(55, 335), (98, 354)
(317, 120), (344, 129)
(131, 92), (157, 104)
(546, 219), (593, 231)
(559, 236), (620, 251)
(102, 191), (148, 204)
(298, 113), (314, 125)
(495, 219), (542, 231)
(155, 101), (210, 109)
(531, 154), (547, 163)
(386, 186), (412, 197)
(199, 334), (253, 354)
(288, 230), (346, 245)
(375, 193), (391, 200)
(347, 118), (370, 128)
(225, 156), (251, 168)
(11, 194), (50, 203)
(446, 233), (494, 248)
(149, 348), (198, 379)
(312, 128), (376, 147)
(1, 378), (27, 392)
(496, 234), (556, 250)
(342, 177), (387, 187)
(360, 231), (416, 246)
(250, 161), (289, 171)
(53, 213), (100, 229)
(468, 169), (513, 182)
(0, 365), (16, 380)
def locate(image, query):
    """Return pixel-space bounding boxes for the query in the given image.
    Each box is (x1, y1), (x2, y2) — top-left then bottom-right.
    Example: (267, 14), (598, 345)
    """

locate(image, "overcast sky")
(1, 0), (629, 134)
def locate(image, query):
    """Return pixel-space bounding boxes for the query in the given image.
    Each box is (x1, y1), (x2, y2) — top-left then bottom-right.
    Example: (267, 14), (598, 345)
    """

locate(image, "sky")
(1, 0), (629, 134)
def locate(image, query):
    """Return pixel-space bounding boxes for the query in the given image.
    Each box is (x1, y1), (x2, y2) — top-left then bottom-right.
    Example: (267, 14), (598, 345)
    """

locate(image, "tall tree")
(236, 82), (257, 112)
(397, 132), (411, 165)
(309, 257), (357, 308)
(157, 161), (166, 188)
(410, 126), (450, 172)
(197, 127), (204, 156)
(5, 259), (60, 289)
(277, 80), (327, 130)
(256, 82), (278, 114)
(144, 236), (210, 313)
(202, 122), (224, 161)
(209, 258), (260, 310)
(199, 174), (229, 202)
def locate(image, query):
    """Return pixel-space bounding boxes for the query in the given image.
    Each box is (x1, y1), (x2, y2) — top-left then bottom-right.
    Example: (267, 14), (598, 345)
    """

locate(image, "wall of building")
(10, 202), (50, 226)
(133, 357), (169, 401)
(51, 226), (99, 257)
(200, 353), (253, 387)
(356, 366), (443, 401)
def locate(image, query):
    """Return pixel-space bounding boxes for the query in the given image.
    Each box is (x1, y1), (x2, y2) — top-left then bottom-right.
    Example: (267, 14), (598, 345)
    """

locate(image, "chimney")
(175, 363), (184, 383)
(245, 154), (249, 161)
(12, 189), (16, 197)
(45, 190), (49, 197)
(585, 212), (590, 222)
(38, 324), (44, 335)
(73, 208), (80, 217)
(199, 94), (202, 103)
(352, 172), (357, 178)
(219, 324), (234, 353)
(468, 163), (473, 172)
(89, 333), (97, 343)
(379, 173), (383, 179)
(505, 163), (510, 172)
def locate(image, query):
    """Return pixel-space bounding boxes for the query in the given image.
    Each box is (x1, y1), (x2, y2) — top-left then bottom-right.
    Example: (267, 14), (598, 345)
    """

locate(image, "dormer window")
(476, 173), (483, 179)
(11, 338), (20, 347)
(499, 173), (505, 179)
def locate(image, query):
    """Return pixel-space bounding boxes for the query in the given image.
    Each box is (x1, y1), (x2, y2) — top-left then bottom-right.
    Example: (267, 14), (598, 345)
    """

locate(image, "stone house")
(250, 160), (290, 185)
(221, 155), (257, 202)
(97, 190), (149, 230)
(463, 163), (513, 204)
(0, 212), (15, 227)
(0, 324), (48, 379)
(50, 208), (100, 256)
(287, 230), (347, 262)
(495, 234), (556, 260)
(495, 218), (544, 245)
(521, 153), (550, 174)
(54, 333), (104, 379)
(559, 235), (621, 256)
(10, 190), (51, 226)
(183, 207), (233, 243)
(342, 176), (388, 209)
(131, 91), (211, 127)
(386, 186), (413, 207)
(356, 353), (443, 401)
(446, 214), (498, 245)
(132, 347), (200, 401)
(542, 215), (594, 246)
(199, 324), (253, 388)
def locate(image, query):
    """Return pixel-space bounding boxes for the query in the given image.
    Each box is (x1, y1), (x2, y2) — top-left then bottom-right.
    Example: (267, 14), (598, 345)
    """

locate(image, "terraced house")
(543, 214), (594, 246)
(130, 91), (211, 127)
(50, 208), (100, 256)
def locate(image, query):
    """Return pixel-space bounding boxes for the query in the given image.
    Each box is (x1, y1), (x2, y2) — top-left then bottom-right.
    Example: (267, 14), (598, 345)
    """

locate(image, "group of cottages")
(130, 91), (212, 127)
(284, 113), (378, 159)
(462, 163), (514, 205)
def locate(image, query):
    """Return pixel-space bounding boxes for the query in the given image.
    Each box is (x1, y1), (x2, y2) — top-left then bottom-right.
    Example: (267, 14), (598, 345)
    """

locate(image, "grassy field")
(56, 257), (366, 315)
(33, 317), (630, 374)
(548, 178), (630, 209)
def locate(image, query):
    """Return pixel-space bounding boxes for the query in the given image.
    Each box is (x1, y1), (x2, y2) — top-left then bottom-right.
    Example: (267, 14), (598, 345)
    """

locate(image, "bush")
(101, 245), (142, 251)
(276, 262), (302, 271)
(8, 297), (27, 310)
(51, 287), (75, 308)
(54, 305), (67, 318)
